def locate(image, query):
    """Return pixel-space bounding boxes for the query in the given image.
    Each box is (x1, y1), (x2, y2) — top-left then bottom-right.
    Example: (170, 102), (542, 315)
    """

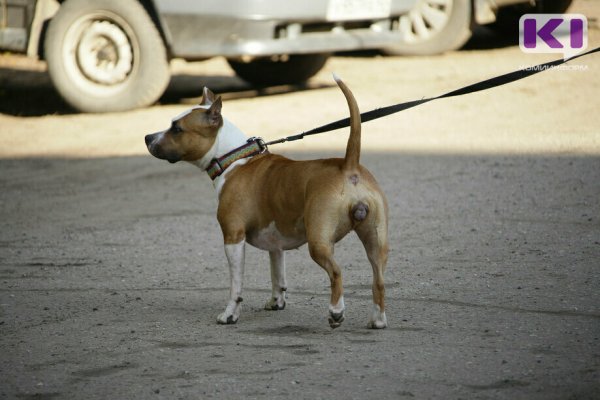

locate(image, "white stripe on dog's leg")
(217, 241), (245, 324)
(225, 241), (245, 300)
(265, 250), (287, 310)
(367, 303), (388, 329)
(329, 295), (345, 315)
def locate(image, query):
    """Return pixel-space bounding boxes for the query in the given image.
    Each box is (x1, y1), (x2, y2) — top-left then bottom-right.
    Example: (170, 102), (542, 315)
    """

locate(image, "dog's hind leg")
(264, 250), (287, 311)
(355, 210), (389, 329)
(308, 241), (345, 328)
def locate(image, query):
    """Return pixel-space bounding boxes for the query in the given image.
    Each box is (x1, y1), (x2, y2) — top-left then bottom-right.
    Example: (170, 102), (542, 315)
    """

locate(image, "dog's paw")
(217, 312), (238, 325)
(367, 319), (387, 329)
(327, 296), (346, 329)
(264, 296), (286, 311)
(367, 305), (387, 329)
(328, 311), (345, 329)
(217, 299), (242, 325)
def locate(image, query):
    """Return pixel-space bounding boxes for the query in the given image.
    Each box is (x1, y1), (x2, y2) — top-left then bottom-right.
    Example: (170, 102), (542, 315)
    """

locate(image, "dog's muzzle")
(145, 132), (181, 163)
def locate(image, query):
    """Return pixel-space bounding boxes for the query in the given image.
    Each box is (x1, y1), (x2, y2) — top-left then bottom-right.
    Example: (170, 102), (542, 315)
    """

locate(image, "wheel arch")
(136, 0), (174, 59)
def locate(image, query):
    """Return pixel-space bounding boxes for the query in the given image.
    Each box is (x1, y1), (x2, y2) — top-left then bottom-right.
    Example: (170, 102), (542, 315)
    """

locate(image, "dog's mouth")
(145, 133), (182, 163)
(148, 146), (181, 164)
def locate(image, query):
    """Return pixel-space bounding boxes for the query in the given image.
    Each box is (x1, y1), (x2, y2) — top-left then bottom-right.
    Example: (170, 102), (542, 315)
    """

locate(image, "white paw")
(328, 310), (345, 329)
(216, 300), (241, 325)
(264, 296), (286, 311)
(328, 296), (346, 329)
(367, 304), (387, 329)
(217, 313), (237, 325)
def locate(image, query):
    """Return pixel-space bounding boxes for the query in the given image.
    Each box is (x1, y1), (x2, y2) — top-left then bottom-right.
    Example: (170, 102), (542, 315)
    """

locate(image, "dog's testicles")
(351, 202), (369, 221)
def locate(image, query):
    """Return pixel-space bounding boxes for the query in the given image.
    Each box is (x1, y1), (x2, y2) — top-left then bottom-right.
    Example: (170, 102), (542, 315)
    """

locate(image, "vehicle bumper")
(153, 0), (417, 59)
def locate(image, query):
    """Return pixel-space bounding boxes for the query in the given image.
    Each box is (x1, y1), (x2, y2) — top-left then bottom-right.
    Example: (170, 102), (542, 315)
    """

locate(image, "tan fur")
(217, 154), (388, 316)
(336, 77), (362, 171)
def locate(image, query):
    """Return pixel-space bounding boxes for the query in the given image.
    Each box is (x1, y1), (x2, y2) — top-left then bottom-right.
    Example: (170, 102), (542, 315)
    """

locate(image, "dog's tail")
(334, 74), (361, 171)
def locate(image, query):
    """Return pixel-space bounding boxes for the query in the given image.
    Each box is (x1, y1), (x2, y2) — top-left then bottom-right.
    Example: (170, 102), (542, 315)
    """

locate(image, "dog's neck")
(188, 118), (248, 191)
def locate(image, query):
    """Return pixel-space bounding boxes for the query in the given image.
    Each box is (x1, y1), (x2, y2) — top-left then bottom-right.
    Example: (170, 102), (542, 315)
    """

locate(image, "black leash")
(265, 46), (600, 147)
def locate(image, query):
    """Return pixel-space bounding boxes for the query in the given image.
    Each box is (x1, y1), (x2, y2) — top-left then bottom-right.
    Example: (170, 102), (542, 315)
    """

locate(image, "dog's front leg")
(217, 241), (245, 324)
(264, 250), (287, 311)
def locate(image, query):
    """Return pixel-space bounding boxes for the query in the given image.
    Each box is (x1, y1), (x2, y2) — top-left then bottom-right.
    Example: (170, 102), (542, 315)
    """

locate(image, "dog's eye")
(171, 123), (183, 134)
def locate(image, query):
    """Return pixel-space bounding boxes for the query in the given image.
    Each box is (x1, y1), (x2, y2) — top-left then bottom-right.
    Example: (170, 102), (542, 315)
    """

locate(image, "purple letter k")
(523, 18), (563, 48)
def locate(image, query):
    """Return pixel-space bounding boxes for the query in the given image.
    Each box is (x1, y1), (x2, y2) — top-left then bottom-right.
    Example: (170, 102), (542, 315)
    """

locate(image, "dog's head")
(145, 88), (223, 163)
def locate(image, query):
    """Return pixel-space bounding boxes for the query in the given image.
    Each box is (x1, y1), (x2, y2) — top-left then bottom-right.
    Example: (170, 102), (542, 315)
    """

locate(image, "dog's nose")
(145, 134), (154, 146)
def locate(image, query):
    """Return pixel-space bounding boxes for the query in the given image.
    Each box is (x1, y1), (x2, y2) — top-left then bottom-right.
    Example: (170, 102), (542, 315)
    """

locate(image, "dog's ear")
(199, 87), (216, 106)
(207, 96), (222, 127)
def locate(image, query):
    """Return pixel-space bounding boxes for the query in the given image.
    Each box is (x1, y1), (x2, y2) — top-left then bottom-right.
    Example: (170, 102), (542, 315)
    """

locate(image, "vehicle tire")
(534, 0), (573, 13)
(227, 54), (329, 86)
(383, 0), (472, 56)
(491, 0), (573, 34)
(45, 0), (170, 113)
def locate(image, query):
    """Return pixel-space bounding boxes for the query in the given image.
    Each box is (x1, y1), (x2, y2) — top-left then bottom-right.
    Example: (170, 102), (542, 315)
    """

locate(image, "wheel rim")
(77, 20), (133, 85)
(398, 0), (453, 44)
(62, 12), (139, 96)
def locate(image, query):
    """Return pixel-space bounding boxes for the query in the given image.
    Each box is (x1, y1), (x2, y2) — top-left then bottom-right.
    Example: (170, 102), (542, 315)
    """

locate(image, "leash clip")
(247, 136), (267, 153)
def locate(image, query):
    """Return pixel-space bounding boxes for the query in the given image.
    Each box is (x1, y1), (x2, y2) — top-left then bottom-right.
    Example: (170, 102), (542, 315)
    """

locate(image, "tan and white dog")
(145, 76), (389, 329)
